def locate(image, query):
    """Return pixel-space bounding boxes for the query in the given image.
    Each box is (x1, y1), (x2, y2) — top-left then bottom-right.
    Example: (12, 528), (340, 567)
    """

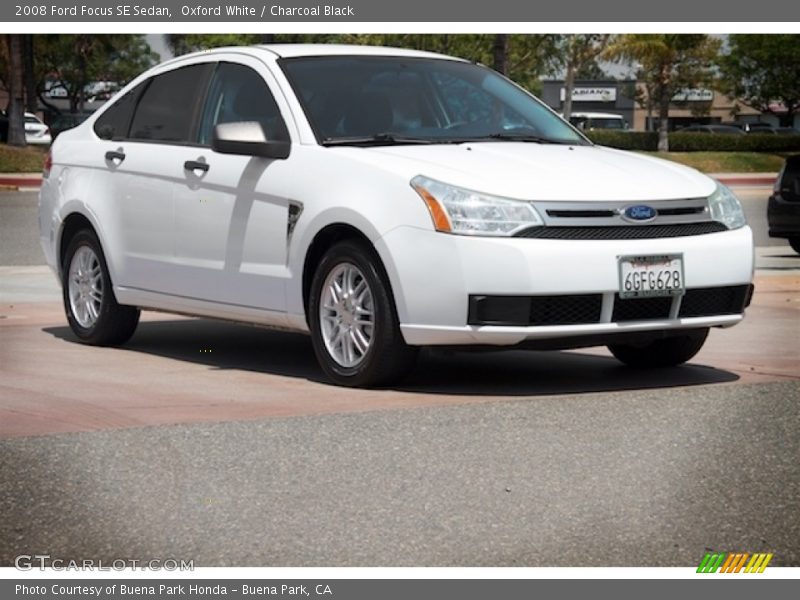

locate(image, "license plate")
(618, 254), (684, 299)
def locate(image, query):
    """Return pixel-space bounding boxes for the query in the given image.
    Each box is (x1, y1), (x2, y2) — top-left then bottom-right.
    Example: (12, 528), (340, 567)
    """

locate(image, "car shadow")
(43, 318), (739, 397)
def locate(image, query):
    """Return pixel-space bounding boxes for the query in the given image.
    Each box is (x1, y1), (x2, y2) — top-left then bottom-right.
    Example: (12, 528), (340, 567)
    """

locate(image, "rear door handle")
(104, 150), (125, 162)
(184, 160), (209, 173)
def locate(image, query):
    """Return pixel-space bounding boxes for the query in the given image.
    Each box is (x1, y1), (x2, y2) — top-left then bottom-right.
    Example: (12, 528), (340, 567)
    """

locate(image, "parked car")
(568, 112), (628, 131)
(39, 45), (755, 386)
(47, 112), (93, 139)
(739, 122), (779, 134)
(0, 110), (52, 144)
(768, 155), (800, 254)
(678, 124), (745, 135)
(24, 112), (52, 145)
(722, 122), (798, 135)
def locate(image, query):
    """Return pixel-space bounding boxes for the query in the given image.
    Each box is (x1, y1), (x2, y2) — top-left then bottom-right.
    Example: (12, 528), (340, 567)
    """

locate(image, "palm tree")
(604, 34), (719, 151)
(5, 35), (26, 147)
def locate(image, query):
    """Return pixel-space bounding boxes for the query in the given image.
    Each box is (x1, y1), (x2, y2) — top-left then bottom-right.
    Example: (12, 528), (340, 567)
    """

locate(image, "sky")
(146, 34), (173, 61)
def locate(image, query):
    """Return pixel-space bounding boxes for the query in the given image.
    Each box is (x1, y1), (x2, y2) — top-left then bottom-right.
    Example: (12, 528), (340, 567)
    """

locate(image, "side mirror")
(212, 121), (290, 160)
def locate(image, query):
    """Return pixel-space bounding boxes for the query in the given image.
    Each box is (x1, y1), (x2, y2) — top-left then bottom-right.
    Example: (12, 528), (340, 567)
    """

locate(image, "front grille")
(679, 285), (752, 318)
(515, 222), (728, 240)
(468, 285), (752, 328)
(612, 295), (673, 321)
(657, 206), (706, 216)
(529, 295), (603, 325)
(468, 294), (602, 326)
(546, 209), (616, 218)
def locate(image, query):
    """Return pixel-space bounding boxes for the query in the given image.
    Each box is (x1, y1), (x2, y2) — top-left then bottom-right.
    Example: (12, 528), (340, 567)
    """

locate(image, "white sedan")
(24, 112), (52, 145)
(39, 45), (754, 386)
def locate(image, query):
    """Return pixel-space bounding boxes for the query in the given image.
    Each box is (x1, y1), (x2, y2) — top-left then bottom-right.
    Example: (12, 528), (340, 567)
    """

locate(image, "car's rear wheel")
(608, 328), (709, 368)
(308, 240), (418, 387)
(62, 229), (140, 345)
(789, 237), (800, 255)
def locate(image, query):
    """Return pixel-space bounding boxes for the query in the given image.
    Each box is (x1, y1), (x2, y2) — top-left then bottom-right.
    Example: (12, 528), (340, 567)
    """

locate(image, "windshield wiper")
(479, 133), (575, 144)
(321, 133), (436, 147)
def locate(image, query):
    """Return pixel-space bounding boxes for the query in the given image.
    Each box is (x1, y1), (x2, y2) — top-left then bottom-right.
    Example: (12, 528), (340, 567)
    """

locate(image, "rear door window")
(93, 82), (146, 140)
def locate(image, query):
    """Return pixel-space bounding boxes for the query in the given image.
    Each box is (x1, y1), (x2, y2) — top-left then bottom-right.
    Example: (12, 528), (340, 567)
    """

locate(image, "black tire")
(62, 228), (140, 346)
(608, 328), (709, 368)
(308, 240), (418, 387)
(789, 237), (800, 255)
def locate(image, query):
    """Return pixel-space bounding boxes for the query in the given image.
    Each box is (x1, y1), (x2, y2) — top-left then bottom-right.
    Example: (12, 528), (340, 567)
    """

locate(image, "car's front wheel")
(62, 229), (140, 345)
(308, 240), (418, 387)
(608, 328), (709, 368)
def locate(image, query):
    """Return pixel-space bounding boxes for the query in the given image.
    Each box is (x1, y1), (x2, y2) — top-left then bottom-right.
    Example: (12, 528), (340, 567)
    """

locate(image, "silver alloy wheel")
(67, 245), (103, 329)
(319, 262), (375, 368)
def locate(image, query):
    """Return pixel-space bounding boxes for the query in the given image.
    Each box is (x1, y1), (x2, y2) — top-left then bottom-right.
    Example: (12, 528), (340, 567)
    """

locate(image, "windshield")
(279, 55), (588, 146)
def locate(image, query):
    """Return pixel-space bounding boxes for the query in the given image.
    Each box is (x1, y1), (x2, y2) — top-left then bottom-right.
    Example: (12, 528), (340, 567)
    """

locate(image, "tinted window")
(93, 82), (146, 140)
(129, 64), (211, 143)
(280, 56), (585, 144)
(197, 62), (289, 146)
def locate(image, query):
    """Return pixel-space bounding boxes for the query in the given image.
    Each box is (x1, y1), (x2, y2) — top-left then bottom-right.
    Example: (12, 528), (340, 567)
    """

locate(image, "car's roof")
(258, 44), (465, 61)
(683, 125), (743, 133)
(168, 44), (466, 66)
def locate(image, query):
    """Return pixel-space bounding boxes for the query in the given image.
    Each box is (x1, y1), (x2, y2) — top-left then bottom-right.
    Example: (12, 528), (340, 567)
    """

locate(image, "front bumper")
(376, 225), (754, 346)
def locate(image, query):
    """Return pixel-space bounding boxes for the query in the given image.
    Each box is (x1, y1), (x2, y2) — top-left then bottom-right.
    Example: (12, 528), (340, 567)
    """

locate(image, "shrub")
(586, 131), (657, 150)
(670, 133), (800, 152)
(587, 130), (800, 152)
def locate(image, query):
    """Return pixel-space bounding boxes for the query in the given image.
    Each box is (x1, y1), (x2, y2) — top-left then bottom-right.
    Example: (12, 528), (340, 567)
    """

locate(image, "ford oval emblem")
(623, 205), (658, 222)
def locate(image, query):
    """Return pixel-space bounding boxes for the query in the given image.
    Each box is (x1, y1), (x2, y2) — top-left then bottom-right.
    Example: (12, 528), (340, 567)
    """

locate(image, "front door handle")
(104, 150), (125, 162)
(184, 160), (209, 173)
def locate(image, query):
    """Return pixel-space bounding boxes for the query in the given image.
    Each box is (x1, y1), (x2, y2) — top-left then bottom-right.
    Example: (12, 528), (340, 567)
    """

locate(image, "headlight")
(708, 182), (746, 230)
(410, 175), (543, 236)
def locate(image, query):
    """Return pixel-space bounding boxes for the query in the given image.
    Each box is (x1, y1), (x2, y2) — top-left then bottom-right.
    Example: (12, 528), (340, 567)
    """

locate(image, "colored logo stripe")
(745, 553), (773, 573)
(697, 552), (773, 573)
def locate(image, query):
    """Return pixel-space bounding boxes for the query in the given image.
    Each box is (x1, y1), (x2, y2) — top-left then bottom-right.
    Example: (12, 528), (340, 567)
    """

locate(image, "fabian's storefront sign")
(560, 87), (617, 102)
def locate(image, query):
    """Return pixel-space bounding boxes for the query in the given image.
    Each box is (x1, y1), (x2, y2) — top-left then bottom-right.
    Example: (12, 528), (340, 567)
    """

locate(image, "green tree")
(604, 34), (720, 151)
(166, 34), (262, 56)
(35, 35), (159, 113)
(165, 34), (344, 56)
(719, 34), (800, 128)
(557, 34), (612, 120)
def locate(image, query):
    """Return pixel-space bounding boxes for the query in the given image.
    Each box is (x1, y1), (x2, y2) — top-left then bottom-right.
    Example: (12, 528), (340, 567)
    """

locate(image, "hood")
(330, 142), (716, 202)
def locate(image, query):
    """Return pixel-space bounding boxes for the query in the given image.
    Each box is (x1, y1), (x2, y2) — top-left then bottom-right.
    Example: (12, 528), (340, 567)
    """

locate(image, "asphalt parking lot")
(1, 187), (799, 566)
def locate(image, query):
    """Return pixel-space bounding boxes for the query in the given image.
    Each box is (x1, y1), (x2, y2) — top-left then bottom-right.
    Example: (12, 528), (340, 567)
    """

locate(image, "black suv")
(768, 155), (800, 254)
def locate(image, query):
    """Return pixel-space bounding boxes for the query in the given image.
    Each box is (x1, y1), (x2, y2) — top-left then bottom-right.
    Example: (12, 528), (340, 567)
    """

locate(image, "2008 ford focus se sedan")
(39, 44), (755, 387)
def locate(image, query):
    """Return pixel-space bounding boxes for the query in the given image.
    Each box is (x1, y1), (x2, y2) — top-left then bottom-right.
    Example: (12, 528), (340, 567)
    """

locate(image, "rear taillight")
(43, 149), (52, 178)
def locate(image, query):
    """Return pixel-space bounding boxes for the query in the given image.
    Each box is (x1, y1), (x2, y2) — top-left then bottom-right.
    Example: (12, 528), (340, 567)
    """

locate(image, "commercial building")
(540, 79), (798, 131)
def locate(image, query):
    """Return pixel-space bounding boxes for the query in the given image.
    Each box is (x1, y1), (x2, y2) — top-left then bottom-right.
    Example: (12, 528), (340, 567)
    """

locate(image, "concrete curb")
(712, 174), (778, 187)
(0, 174), (43, 192)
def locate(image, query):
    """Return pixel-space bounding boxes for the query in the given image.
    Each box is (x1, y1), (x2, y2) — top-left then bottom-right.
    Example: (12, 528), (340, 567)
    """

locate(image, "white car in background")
(39, 45), (754, 387)
(24, 112), (52, 145)
(568, 111), (629, 131)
